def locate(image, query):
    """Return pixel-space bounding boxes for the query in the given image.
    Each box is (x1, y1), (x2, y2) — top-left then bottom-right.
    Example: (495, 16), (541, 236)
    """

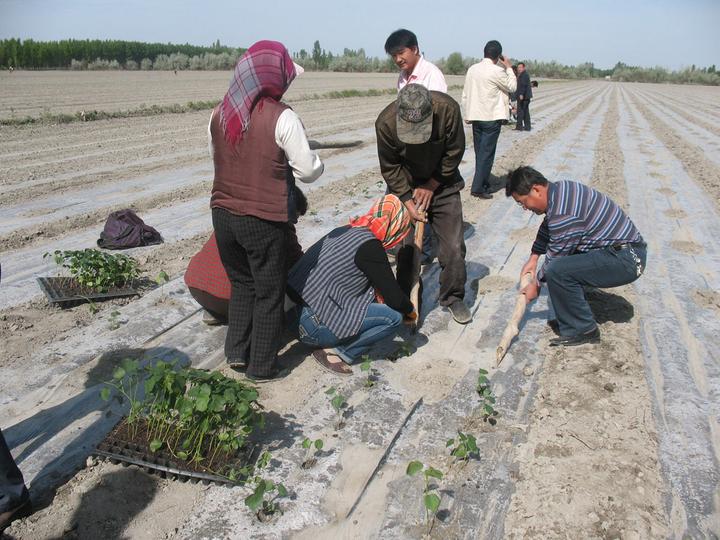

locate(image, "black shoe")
(514, 127), (524, 131)
(246, 367), (289, 383)
(547, 319), (560, 335)
(448, 300), (472, 324)
(0, 489), (32, 533)
(471, 192), (493, 200)
(226, 358), (247, 370)
(549, 327), (600, 347)
(525, 127), (532, 131)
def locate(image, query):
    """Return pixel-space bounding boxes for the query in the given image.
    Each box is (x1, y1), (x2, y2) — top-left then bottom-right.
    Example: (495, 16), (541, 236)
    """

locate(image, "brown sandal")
(312, 349), (353, 376)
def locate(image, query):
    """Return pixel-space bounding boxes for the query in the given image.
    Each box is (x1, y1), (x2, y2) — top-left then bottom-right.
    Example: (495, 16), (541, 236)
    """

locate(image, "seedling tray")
(93, 420), (254, 486)
(37, 276), (138, 306)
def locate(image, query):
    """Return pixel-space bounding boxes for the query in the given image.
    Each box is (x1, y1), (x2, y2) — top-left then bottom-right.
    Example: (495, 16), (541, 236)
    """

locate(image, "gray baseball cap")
(396, 84), (433, 144)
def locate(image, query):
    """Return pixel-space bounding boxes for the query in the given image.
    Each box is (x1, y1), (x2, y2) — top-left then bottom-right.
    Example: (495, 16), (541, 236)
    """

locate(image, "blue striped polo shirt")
(532, 181), (643, 281)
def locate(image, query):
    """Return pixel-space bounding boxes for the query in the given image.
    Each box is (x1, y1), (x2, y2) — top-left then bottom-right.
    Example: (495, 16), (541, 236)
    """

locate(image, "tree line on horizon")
(1, 38), (717, 85)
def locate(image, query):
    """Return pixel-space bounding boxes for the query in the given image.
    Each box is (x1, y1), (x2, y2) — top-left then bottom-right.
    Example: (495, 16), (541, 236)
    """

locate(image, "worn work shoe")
(471, 192), (493, 200)
(246, 368), (290, 384)
(549, 327), (600, 347)
(226, 358), (247, 370)
(448, 301), (472, 324)
(0, 490), (32, 533)
(202, 310), (226, 326)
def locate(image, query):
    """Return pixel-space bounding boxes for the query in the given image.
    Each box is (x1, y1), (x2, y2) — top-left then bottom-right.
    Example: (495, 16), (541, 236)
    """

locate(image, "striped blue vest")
(288, 226), (375, 339)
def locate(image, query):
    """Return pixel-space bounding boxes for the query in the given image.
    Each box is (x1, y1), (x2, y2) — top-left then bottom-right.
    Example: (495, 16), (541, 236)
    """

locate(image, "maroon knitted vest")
(210, 100), (291, 222)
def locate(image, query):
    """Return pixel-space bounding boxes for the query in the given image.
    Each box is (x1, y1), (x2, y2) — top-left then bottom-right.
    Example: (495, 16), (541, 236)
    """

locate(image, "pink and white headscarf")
(219, 40), (297, 144)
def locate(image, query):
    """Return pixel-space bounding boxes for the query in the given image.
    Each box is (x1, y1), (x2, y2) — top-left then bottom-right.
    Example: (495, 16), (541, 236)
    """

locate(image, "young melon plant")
(406, 460), (444, 531)
(45, 248), (139, 292)
(244, 450), (289, 522)
(300, 437), (324, 469)
(476, 368), (499, 425)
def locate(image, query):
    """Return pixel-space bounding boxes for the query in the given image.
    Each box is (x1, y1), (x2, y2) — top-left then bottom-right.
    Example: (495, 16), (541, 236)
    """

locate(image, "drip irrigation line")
(345, 397), (424, 519)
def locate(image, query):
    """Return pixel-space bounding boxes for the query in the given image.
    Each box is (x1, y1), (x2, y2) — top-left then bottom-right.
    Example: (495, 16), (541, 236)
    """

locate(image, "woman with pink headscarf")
(209, 40), (323, 381)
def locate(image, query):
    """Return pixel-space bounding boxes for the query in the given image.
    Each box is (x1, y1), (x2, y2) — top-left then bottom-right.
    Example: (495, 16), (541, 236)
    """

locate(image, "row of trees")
(0, 38), (241, 70)
(2, 38), (718, 85)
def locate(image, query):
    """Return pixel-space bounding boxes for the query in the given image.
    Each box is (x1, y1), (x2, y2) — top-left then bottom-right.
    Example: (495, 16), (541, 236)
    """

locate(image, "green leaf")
(177, 451), (188, 460)
(100, 387), (111, 401)
(149, 439), (163, 452)
(406, 460), (423, 476)
(276, 483), (288, 497)
(446, 438), (454, 447)
(112, 366), (126, 380)
(424, 493), (441, 514)
(302, 438), (311, 449)
(324, 386), (336, 396)
(425, 466), (443, 480)
(314, 439), (324, 451)
(244, 491), (263, 512)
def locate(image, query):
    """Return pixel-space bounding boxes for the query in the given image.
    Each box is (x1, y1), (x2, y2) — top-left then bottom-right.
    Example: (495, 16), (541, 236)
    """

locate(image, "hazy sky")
(1, 0), (718, 70)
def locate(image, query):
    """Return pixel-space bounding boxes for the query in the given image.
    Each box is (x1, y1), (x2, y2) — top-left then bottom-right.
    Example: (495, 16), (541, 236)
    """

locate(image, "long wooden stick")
(409, 220), (425, 315)
(496, 272), (534, 365)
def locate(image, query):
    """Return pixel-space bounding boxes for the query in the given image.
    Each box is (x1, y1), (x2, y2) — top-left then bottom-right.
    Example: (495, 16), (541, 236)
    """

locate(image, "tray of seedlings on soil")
(96, 358), (263, 486)
(39, 248), (140, 306)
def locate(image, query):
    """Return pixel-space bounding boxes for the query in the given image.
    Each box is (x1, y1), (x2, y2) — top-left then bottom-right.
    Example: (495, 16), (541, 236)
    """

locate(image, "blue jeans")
(471, 120), (502, 194)
(544, 244), (647, 336)
(297, 303), (402, 364)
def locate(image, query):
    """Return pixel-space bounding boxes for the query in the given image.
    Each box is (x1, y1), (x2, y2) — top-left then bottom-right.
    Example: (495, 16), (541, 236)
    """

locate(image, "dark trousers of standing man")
(1, 428), (27, 515)
(397, 182), (467, 307)
(516, 98), (531, 130)
(212, 208), (288, 377)
(471, 120), (502, 195)
(544, 244), (647, 337)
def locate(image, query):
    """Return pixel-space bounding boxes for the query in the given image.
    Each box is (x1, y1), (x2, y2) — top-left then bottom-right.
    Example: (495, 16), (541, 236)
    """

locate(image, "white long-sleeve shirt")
(207, 108), (324, 183)
(461, 58), (517, 121)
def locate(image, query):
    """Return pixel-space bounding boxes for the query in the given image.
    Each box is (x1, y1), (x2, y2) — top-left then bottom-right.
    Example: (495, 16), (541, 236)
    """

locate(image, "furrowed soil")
(1, 71), (718, 539)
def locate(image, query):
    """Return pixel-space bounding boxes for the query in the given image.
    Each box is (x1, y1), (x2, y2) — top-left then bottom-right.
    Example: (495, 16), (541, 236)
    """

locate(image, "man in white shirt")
(385, 29), (447, 93)
(462, 40), (516, 199)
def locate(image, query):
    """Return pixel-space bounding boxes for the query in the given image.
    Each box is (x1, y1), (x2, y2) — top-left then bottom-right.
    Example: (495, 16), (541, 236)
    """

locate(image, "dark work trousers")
(212, 209), (288, 377)
(471, 120), (503, 194)
(544, 244), (647, 336)
(516, 98), (531, 130)
(397, 183), (467, 307)
(1, 428), (27, 513)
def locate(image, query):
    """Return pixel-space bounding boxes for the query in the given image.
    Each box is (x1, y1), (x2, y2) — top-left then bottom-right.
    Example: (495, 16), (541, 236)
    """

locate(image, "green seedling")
(325, 386), (347, 428)
(387, 340), (414, 362)
(243, 450), (289, 522)
(446, 431), (479, 467)
(406, 460), (444, 531)
(300, 437), (324, 468)
(359, 355), (376, 388)
(100, 358), (264, 478)
(44, 248), (139, 292)
(476, 369), (499, 425)
(108, 309), (121, 330)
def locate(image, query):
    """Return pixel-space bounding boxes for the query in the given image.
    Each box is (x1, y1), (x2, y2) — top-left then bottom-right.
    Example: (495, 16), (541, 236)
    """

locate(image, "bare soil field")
(1, 72), (719, 539)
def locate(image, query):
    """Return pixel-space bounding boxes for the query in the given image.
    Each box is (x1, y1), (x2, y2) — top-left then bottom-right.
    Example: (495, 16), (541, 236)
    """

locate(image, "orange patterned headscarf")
(349, 194), (411, 250)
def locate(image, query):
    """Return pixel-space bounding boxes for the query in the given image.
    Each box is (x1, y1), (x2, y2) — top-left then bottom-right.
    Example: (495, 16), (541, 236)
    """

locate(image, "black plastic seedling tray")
(93, 424), (254, 487)
(37, 276), (138, 306)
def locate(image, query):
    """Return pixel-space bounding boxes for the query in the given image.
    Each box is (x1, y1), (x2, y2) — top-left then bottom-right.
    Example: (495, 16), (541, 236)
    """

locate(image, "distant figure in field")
(384, 28), (447, 93)
(507, 166), (647, 346)
(209, 40), (323, 381)
(462, 40), (516, 199)
(515, 62), (532, 131)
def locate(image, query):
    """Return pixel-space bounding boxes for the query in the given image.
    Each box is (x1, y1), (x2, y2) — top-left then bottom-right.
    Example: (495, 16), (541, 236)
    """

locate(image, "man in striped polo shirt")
(507, 166), (647, 346)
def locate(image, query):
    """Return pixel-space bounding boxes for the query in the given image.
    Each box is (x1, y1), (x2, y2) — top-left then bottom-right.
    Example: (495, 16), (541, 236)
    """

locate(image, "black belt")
(611, 241), (646, 251)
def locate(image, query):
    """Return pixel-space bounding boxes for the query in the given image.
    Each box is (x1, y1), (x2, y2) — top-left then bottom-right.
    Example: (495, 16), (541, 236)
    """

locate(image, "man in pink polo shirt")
(385, 29), (448, 93)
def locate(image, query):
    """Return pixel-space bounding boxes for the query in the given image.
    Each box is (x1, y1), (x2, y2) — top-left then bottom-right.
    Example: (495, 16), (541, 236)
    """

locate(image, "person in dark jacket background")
(515, 62), (533, 131)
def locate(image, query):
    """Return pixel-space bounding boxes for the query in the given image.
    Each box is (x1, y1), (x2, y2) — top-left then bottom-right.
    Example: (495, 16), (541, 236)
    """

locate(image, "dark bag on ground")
(97, 209), (163, 249)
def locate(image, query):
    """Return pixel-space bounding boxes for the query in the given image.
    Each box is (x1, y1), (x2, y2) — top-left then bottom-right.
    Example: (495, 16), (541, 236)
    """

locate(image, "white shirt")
(461, 58), (517, 121)
(397, 55), (448, 93)
(207, 109), (324, 183)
